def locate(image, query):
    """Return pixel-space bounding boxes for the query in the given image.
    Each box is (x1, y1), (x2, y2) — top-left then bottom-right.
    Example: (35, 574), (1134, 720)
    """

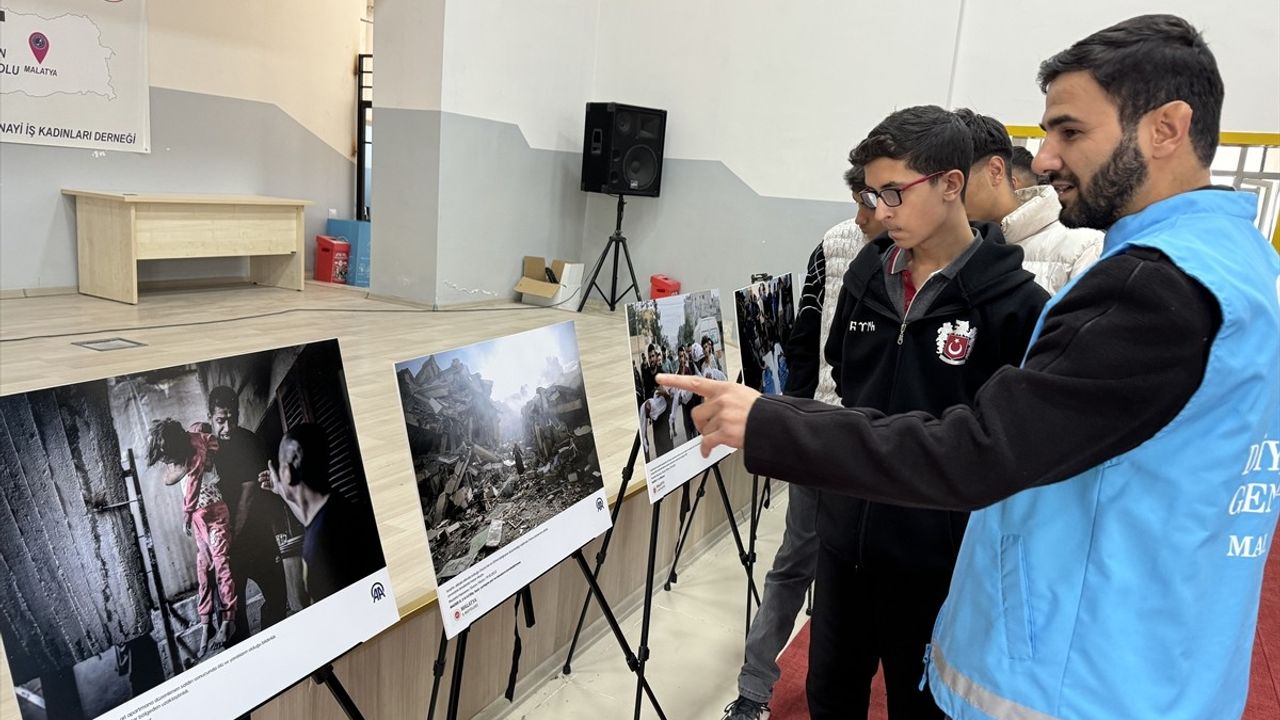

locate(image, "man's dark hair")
(147, 418), (192, 467)
(207, 385), (239, 417)
(1010, 146), (1036, 173)
(1010, 146), (1048, 186)
(842, 157), (868, 192)
(851, 105), (973, 192)
(1038, 14), (1223, 166)
(283, 423), (332, 494)
(954, 108), (1013, 180)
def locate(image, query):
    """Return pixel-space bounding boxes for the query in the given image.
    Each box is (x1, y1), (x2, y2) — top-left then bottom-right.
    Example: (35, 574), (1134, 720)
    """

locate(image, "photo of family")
(627, 290), (735, 501)
(734, 273), (795, 395)
(0, 340), (389, 720)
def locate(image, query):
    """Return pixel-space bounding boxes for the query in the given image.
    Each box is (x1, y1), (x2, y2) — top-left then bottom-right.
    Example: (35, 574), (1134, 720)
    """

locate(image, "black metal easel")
(427, 436), (665, 720)
(578, 194), (643, 312)
(237, 651), (367, 720)
(661, 463), (764, 641)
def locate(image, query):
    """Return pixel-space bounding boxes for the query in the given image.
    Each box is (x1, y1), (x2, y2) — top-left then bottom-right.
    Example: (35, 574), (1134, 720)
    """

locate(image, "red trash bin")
(315, 235), (350, 284)
(650, 274), (680, 299)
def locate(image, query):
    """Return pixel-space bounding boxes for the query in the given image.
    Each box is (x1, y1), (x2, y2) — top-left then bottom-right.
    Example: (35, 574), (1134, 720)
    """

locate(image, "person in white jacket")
(956, 109), (1103, 294)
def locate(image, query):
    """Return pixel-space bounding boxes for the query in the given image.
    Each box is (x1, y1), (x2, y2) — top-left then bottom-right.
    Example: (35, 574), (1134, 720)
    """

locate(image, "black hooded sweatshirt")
(818, 222), (1049, 573)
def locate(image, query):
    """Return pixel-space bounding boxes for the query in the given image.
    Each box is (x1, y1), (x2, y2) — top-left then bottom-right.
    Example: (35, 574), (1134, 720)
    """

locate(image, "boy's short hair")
(851, 105), (974, 192)
(953, 108), (1014, 180)
(147, 418), (192, 466)
(843, 158), (868, 193)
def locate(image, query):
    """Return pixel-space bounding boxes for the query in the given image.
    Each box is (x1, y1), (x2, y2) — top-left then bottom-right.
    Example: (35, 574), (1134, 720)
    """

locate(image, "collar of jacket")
(844, 221), (1037, 312)
(1002, 185), (1062, 245)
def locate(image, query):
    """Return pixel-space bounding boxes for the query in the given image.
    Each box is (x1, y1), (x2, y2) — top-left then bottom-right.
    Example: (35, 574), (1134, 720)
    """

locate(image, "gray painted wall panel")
(368, 108), (442, 305)
(435, 113), (587, 306)
(0, 88), (354, 291)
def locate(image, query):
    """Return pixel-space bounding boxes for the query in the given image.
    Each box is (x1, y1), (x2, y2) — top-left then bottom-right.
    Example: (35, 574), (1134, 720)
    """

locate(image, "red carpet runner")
(770, 546), (1280, 719)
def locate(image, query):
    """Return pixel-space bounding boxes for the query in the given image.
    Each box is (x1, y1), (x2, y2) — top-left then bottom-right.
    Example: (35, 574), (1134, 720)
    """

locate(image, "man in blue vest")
(662, 14), (1279, 719)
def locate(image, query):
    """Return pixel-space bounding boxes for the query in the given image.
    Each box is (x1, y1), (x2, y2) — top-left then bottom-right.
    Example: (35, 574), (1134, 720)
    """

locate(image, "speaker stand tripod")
(578, 194), (643, 312)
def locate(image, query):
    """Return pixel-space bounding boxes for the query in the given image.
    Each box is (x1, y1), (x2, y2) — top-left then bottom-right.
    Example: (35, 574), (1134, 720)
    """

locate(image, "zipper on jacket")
(919, 643), (933, 691)
(897, 321), (908, 345)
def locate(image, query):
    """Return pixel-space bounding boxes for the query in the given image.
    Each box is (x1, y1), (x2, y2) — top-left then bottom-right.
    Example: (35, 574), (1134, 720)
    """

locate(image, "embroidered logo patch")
(936, 320), (976, 365)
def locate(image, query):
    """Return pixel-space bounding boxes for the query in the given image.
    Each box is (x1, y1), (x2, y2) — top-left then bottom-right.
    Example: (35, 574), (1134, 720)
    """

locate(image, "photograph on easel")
(626, 289), (736, 503)
(393, 321), (612, 638)
(0, 340), (399, 720)
(733, 273), (796, 395)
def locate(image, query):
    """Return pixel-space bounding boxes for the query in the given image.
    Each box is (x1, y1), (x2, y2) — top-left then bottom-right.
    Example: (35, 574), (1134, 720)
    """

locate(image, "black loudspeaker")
(580, 102), (667, 197)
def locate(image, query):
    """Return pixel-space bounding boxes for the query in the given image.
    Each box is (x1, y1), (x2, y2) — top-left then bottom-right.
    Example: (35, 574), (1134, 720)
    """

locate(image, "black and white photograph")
(394, 321), (611, 637)
(0, 340), (397, 720)
(734, 273), (795, 395)
(627, 290), (736, 502)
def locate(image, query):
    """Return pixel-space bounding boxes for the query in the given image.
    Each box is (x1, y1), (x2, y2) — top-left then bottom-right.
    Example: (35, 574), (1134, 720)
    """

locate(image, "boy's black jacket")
(818, 222), (1049, 571)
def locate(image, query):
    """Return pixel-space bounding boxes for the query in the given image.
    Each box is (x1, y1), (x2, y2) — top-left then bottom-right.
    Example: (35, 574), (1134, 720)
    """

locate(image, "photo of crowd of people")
(627, 290), (728, 464)
(0, 340), (387, 720)
(734, 273), (795, 395)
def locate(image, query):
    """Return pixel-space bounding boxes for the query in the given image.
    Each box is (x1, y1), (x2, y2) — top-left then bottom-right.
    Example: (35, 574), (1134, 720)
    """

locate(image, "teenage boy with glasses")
(804, 105), (1047, 719)
(722, 158), (884, 720)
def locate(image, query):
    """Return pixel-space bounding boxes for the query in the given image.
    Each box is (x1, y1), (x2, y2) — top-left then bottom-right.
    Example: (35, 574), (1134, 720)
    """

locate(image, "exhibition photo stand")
(663, 370), (773, 643)
(563, 427), (762, 720)
(425, 439), (666, 720)
(237, 649), (367, 720)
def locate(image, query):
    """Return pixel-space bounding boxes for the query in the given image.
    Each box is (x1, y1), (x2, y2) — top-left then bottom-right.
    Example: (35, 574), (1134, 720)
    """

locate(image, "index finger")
(656, 373), (722, 398)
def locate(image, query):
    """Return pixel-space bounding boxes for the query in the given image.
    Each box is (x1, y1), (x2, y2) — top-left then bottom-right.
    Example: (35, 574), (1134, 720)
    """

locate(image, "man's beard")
(1055, 130), (1148, 230)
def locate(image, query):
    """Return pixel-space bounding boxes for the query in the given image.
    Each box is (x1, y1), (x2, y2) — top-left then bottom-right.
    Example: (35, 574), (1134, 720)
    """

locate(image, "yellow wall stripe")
(1005, 125), (1280, 146)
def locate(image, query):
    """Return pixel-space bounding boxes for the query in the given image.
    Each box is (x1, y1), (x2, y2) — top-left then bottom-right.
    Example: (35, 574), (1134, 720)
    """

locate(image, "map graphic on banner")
(0, 0), (150, 152)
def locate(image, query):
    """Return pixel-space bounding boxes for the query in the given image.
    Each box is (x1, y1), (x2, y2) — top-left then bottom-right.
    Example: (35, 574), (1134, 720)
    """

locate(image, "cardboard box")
(514, 256), (584, 311)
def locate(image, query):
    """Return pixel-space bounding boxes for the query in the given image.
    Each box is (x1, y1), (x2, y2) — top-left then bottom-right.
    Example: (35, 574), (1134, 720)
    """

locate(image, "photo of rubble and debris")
(734, 273), (795, 395)
(395, 321), (605, 584)
(0, 340), (387, 720)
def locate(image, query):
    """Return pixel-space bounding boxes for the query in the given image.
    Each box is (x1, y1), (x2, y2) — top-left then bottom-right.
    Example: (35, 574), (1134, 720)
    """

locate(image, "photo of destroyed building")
(0, 340), (386, 720)
(395, 322), (605, 583)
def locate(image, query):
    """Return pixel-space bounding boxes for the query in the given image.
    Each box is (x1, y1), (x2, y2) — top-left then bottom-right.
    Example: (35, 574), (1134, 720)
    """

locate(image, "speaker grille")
(622, 145), (658, 191)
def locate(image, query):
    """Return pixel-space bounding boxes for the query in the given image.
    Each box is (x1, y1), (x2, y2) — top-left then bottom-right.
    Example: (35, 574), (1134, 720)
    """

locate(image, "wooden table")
(62, 190), (311, 304)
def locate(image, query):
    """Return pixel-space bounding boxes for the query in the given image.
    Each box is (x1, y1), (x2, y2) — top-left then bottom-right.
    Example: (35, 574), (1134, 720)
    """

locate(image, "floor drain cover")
(72, 337), (147, 352)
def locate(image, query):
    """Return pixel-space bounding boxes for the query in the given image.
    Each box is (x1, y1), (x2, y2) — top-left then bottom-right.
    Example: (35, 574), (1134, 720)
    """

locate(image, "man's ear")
(1147, 100), (1195, 161)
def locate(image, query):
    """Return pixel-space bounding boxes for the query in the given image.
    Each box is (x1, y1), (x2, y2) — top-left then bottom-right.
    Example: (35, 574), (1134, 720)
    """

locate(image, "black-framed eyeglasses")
(857, 170), (946, 209)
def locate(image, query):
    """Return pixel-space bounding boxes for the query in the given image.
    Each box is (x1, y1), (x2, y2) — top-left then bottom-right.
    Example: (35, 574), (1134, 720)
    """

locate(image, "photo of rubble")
(395, 321), (605, 583)
(734, 273), (795, 394)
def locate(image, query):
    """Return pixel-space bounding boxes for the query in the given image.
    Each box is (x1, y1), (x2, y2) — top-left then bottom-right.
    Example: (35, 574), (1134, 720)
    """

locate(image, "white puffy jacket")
(1003, 185), (1103, 294)
(814, 218), (870, 405)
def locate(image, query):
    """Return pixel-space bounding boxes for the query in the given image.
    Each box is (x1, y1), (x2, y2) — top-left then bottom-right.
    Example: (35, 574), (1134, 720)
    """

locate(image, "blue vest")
(927, 190), (1280, 720)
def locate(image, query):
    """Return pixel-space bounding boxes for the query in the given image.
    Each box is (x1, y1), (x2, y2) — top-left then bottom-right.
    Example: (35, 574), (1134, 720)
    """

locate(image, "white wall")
(949, 0), (1280, 133)
(440, 0), (599, 149)
(592, 0), (963, 201)
(149, 0), (368, 157)
(374, 0), (446, 111)
(434, 0), (1279, 204)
